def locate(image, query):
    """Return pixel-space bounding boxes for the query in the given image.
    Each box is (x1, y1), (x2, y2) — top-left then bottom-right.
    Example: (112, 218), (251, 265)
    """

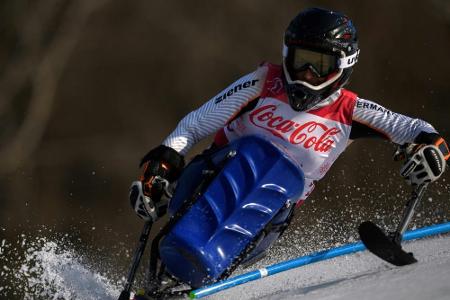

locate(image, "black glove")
(398, 132), (449, 186)
(130, 145), (185, 221)
(414, 132), (450, 160)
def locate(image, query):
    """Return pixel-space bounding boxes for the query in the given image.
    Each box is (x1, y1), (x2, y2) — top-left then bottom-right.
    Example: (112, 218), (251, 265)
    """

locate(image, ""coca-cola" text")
(249, 105), (341, 152)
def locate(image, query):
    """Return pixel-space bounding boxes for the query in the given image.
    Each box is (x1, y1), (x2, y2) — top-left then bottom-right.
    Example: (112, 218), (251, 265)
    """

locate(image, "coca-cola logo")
(249, 105), (341, 152)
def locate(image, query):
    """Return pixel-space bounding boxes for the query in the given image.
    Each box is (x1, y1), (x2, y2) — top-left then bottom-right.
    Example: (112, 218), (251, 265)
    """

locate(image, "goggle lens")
(291, 48), (338, 77)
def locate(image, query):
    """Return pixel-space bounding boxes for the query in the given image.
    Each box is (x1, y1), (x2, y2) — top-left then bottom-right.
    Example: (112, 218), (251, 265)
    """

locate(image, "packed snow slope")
(206, 234), (450, 300)
(1, 230), (448, 299)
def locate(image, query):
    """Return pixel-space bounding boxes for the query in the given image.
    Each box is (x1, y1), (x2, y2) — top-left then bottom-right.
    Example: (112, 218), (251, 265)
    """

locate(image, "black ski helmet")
(282, 8), (359, 111)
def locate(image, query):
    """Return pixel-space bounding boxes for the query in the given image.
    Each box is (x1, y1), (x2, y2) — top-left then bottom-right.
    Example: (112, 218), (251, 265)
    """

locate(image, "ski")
(359, 183), (428, 266)
(358, 221), (417, 266)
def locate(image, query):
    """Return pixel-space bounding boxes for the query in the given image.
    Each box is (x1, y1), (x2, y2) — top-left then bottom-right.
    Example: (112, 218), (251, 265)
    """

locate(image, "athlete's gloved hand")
(397, 134), (449, 186)
(130, 145), (185, 222)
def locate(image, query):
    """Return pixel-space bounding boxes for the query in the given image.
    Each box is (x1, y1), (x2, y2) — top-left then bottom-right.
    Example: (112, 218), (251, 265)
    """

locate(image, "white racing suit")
(161, 63), (437, 205)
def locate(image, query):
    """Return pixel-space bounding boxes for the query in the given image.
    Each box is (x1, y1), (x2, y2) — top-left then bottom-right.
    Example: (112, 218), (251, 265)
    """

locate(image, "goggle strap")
(338, 49), (360, 68)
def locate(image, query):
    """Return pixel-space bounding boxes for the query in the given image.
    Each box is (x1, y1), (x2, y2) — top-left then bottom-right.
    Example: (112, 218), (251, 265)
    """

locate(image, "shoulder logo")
(214, 79), (259, 104)
(356, 100), (395, 115)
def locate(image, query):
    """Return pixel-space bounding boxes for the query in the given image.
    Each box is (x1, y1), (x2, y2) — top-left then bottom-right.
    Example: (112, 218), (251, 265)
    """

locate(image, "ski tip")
(117, 290), (131, 300)
(358, 221), (417, 266)
(358, 221), (380, 238)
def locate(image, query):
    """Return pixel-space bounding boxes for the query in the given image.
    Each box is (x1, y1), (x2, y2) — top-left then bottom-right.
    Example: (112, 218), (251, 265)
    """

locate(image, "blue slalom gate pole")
(190, 221), (450, 299)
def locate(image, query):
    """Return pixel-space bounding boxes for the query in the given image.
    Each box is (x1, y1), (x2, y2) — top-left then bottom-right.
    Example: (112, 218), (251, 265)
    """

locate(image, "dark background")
(0, 0), (449, 295)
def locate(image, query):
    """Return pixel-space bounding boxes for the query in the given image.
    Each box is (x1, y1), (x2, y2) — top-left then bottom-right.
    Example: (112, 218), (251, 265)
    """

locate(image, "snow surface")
(0, 235), (122, 299)
(1, 233), (449, 299)
(206, 235), (450, 300)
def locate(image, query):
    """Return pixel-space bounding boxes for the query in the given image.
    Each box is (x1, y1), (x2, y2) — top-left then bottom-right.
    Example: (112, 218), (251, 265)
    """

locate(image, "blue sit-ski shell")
(159, 136), (304, 287)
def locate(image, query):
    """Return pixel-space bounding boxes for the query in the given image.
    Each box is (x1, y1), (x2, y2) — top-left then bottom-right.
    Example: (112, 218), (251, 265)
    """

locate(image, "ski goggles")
(283, 46), (360, 77)
(282, 45), (359, 90)
(291, 48), (339, 77)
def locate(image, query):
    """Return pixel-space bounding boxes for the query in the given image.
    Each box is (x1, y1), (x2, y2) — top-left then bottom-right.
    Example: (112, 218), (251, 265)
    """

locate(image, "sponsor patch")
(248, 104), (341, 153)
(214, 79), (259, 104)
(356, 101), (395, 115)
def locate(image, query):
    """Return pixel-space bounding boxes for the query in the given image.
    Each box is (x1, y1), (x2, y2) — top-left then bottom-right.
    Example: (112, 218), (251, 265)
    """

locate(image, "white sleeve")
(162, 67), (266, 155)
(352, 98), (437, 145)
